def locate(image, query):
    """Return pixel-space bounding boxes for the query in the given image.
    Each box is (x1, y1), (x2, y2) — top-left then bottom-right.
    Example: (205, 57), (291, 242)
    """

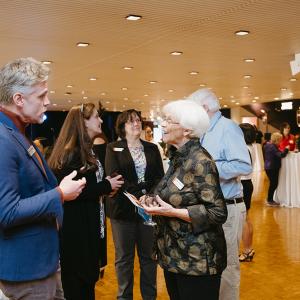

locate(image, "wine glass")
(142, 194), (157, 226)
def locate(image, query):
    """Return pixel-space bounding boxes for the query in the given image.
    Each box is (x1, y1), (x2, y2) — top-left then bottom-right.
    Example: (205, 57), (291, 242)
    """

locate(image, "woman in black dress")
(48, 103), (124, 300)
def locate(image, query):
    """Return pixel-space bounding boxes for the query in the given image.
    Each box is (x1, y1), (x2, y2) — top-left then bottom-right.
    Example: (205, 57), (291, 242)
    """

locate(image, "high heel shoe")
(239, 249), (255, 262)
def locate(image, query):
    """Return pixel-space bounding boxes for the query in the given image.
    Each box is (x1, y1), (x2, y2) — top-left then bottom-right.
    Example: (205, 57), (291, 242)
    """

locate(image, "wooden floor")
(95, 171), (300, 300)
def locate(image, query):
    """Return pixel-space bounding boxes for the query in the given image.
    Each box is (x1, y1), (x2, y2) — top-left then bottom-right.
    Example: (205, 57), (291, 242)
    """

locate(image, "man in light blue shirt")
(188, 88), (252, 300)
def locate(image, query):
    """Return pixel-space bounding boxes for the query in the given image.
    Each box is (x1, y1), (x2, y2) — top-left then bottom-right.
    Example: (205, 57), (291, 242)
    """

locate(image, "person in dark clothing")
(105, 109), (164, 300)
(263, 132), (289, 206)
(48, 103), (124, 300)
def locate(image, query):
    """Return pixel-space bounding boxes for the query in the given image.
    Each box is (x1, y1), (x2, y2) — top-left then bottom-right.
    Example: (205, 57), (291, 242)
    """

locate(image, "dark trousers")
(164, 270), (221, 300)
(61, 271), (95, 300)
(110, 218), (157, 300)
(265, 168), (280, 202)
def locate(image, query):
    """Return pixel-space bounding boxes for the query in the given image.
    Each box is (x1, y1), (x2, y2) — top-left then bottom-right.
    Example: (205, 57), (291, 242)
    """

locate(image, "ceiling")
(1, 0), (300, 118)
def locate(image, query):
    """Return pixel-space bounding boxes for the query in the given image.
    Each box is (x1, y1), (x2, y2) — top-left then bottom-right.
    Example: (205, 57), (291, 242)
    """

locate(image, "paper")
(123, 191), (143, 208)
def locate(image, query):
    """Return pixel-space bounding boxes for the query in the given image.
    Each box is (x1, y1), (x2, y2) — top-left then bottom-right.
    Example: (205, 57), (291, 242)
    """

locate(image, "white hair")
(0, 57), (49, 105)
(162, 100), (210, 138)
(187, 88), (220, 112)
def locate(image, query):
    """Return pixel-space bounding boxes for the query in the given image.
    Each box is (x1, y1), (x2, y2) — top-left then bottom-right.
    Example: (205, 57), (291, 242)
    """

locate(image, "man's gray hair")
(0, 57), (49, 105)
(187, 88), (220, 112)
(162, 100), (210, 138)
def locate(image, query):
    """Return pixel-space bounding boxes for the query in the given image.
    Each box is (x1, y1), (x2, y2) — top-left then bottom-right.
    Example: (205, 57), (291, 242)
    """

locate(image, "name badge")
(172, 177), (184, 190)
(113, 147), (124, 152)
(27, 145), (36, 157)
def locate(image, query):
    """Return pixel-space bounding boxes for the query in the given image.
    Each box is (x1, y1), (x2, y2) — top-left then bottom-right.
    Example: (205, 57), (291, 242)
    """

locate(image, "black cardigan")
(105, 139), (164, 220)
(53, 152), (112, 283)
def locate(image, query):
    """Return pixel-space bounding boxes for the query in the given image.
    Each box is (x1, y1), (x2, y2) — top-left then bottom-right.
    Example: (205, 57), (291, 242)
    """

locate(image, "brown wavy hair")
(48, 103), (98, 173)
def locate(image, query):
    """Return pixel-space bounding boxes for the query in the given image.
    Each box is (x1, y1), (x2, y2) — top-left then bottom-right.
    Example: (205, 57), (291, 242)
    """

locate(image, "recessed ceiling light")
(230, 96), (235, 99)
(50, 90), (55, 94)
(254, 96), (259, 100)
(123, 66), (133, 70)
(235, 30), (250, 36)
(189, 71), (199, 75)
(144, 94), (149, 97)
(122, 87), (128, 91)
(149, 81), (157, 84)
(231, 99), (236, 103)
(76, 42), (90, 47)
(199, 84), (206, 87)
(83, 96), (88, 100)
(101, 92), (106, 96)
(252, 100), (257, 103)
(89, 77), (97, 81)
(274, 97), (279, 100)
(125, 15), (142, 21)
(52, 103), (57, 106)
(235, 102), (240, 105)
(244, 75), (252, 79)
(124, 97), (128, 100)
(243, 86), (249, 89)
(218, 97), (223, 100)
(170, 51), (183, 56)
(106, 101), (110, 104)
(161, 99), (165, 102)
(244, 58), (255, 63)
(223, 104), (228, 108)
(168, 89), (174, 92)
(289, 92), (294, 96)
(122, 105), (126, 108)
(281, 87), (287, 91)
(290, 78), (297, 82)
(81, 90), (85, 95)
(66, 85), (73, 88)
(42, 61), (52, 65)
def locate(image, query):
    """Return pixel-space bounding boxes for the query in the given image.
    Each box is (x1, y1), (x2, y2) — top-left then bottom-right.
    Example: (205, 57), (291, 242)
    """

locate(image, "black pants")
(265, 168), (280, 202)
(61, 271), (95, 300)
(164, 270), (221, 300)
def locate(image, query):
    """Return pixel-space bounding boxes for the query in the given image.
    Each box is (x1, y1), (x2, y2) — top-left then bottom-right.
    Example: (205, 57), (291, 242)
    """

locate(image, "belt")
(225, 197), (244, 205)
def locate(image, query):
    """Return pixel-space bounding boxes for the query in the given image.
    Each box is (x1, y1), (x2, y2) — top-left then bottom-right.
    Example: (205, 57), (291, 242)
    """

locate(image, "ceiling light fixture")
(290, 78), (297, 82)
(189, 71), (199, 75)
(243, 86), (249, 89)
(89, 77), (97, 81)
(199, 84), (206, 87)
(168, 89), (174, 92)
(254, 96), (260, 100)
(170, 51), (183, 56)
(83, 96), (88, 100)
(125, 15), (142, 21)
(235, 30), (250, 36)
(244, 58), (255, 63)
(100, 92), (106, 96)
(42, 61), (52, 65)
(252, 100), (257, 103)
(223, 104), (228, 108)
(122, 87), (128, 91)
(244, 75), (252, 79)
(123, 66), (133, 70)
(149, 81), (157, 84)
(274, 97), (279, 100)
(281, 87), (287, 91)
(50, 90), (55, 94)
(76, 42), (90, 47)
(144, 94), (149, 97)
(66, 85), (73, 88)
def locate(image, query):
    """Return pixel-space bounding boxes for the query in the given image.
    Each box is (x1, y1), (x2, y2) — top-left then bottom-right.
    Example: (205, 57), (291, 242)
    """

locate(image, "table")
(274, 152), (300, 208)
(252, 143), (264, 172)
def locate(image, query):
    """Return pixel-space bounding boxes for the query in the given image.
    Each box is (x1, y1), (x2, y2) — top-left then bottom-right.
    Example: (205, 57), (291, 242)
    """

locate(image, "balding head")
(187, 88), (220, 113)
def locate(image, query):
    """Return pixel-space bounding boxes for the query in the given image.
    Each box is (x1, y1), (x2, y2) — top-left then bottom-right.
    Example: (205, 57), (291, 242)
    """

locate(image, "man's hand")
(59, 170), (86, 201)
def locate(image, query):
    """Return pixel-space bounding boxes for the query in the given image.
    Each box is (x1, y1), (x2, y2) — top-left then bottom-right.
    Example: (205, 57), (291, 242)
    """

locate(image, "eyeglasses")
(161, 117), (180, 125)
(127, 118), (141, 124)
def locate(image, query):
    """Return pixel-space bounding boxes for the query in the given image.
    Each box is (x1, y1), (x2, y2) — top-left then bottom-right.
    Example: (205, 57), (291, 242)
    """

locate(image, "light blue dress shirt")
(201, 111), (252, 199)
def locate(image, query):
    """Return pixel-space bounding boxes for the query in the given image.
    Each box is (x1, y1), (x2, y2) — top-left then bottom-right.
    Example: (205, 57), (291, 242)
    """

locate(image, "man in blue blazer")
(0, 57), (86, 300)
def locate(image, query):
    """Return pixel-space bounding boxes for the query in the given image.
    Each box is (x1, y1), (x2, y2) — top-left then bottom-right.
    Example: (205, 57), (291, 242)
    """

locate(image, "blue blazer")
(0, 112), (63, 282)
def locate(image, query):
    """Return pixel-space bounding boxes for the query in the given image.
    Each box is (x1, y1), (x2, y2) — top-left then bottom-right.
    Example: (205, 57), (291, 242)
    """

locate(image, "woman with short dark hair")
(105, 109), (164, 300)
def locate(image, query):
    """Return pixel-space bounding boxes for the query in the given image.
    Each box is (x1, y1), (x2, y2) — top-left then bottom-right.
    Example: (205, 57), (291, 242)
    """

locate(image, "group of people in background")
(0, 56), (296, 300)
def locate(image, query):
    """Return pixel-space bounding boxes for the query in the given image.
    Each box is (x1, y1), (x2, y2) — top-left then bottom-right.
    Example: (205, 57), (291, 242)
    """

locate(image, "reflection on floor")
(95, 172), (300, 300)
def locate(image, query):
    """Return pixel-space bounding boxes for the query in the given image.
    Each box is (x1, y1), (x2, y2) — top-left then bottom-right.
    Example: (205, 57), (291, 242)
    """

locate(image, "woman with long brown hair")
(48, 103), (124, 300)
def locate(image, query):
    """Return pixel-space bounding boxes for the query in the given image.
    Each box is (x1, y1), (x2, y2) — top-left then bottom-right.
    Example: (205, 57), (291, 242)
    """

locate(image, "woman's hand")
(106, 174), (124, 191)
(141, 195), (175, 217)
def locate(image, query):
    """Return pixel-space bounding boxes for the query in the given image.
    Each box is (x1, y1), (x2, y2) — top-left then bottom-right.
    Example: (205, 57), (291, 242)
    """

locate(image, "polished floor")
(95, 172), (300, 299)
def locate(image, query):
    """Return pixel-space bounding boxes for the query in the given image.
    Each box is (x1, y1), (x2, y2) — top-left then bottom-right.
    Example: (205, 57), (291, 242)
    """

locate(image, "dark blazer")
(105, 139), (164, 220)
(0, 112), (63, 282)
(53, 151), (112, 284)
(264, 142), (288, 170)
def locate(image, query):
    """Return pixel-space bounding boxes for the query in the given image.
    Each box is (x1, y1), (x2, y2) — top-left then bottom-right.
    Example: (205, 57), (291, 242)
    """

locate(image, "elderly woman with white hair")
(141, 100), (227, 300)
